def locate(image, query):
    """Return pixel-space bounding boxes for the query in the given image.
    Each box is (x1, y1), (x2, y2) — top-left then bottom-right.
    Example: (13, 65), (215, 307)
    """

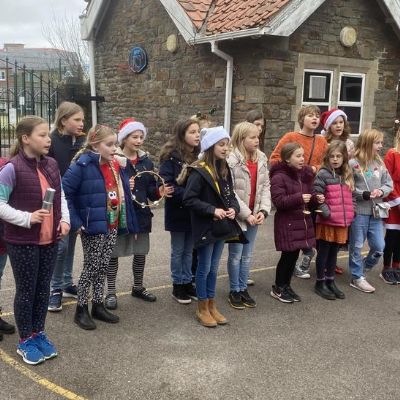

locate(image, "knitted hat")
(320, 109), (347, 135)
(200, 126), (230, 152)
(118, 118), (147, 143)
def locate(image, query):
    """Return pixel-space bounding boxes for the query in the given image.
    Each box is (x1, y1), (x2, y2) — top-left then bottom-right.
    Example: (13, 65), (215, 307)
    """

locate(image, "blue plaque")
(128, 47), (148, 73)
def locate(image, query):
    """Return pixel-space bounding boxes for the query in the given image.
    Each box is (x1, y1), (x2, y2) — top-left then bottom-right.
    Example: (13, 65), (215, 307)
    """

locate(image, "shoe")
(285, 286), (301, 302)
(350, 277), (375, 293)
(74, 304), (96, 330)
(183, 282), (198, 301)
(196, 300), (217, 327)
(17, 337), (45, 365)
(172, 284), (191, 304)
(335, 266), (344, 275)
(314, 280), (336, 300)
(247, 278), (255, 286)
(0, 316), (16, 334)
(379, 269), (398, 285)
(32, 332), (57, 360)
(393, 269), (400, 283)
(270, 285), (294, 303)
(91, 302), (119, 323)
(228, 291), (246, 309)
(208, 299), (228, 325)
(48, 289), (63, 312)
(132, 287), (157, 302)
(105, 294), (118, 310)
(325, 280), (345, 299)
(240, 289), (257, 308)
(63, 285), (78, 298)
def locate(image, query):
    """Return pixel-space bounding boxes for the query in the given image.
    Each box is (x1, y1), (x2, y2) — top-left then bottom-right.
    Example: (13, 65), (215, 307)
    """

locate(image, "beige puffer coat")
(227, 148), (271, 231)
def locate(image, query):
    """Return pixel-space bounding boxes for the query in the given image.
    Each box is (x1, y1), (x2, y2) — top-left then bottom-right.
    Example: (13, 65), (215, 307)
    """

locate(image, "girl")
(349, 129), (393, 293)
(313, 141), (355, 300)
(226, 122), (271, 309)
(48, 101), (85, 312)
(0, 116), (70, 365)
(381, 127), (400, 284)
(159, 119), (200, 304)
(182, 127), (246, 327)
(246, 109), (266, 153)
(269, 143), (323, 303)
(105, 119), (173, 309)
(63, 125), (139, 330)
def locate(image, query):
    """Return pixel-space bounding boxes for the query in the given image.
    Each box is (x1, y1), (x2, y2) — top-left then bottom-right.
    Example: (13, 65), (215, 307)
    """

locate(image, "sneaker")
(240, 289), (257, 308)
(48, 289), (63, 312)
(17, 337), (45, 365)
(247, 278), (255, 286)
(350, 277), (375, 293)
(172, 284), (191, 304)
(228, 291), (246, 309)
(335, 266), (344, 275)
(131, 287), (157, 302)
(33, 332), (57, 360)
(63, 285), (78, 298)
(105, 294), (118, 310)
(183, 282), (198, 301)
(270, 285), (294, 303)
(379, 269), (398, 285)
(393, 269), (400, 283)
(294, 253), (313, 279)
(285, 286), (301, 302)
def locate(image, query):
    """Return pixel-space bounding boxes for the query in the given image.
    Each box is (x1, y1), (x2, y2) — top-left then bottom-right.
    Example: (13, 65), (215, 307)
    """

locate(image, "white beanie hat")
(118, 118), (147, 143)
(200, 126), (230, 152)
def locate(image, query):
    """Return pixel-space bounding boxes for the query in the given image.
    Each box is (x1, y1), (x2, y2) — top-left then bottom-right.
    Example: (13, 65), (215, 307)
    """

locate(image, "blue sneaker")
(17, 337), (45, 365)
(48, 289), (63, 312)
(33, 332), (58, 360)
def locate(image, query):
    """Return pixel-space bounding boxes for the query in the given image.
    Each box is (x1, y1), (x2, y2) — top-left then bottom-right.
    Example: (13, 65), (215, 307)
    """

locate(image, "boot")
(91, 302), (119, 324)
(196, 300), (217, 328)
(0, 307), (15, 334)
(326, 280), (345, 299)
(74, 304), (96, 330)
(315, 280), (336, 300)
(0, 332), (3, 341)
(208, 299), (228, 325)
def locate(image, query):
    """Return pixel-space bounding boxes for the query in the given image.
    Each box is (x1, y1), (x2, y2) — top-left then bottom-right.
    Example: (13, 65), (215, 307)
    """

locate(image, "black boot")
(0, 307), (16, 334)
(326, 280), (345, 299)
(91, 302), (119, 323)
(74, 304), (96, 330)
(315, 280), (336, 300)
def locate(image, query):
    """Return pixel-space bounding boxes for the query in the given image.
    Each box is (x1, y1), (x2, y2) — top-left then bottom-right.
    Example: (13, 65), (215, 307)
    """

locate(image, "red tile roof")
(178, 0), (213, 30)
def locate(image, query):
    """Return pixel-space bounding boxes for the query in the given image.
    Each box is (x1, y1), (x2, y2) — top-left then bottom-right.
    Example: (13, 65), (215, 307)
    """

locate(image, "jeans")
(0, 254), (7, 289)
(50, 231), (78, 291)
(170, 231), (193, 285)
(349, 214), (385, 279)
(227, 224), (258, 292)
(196, 240), (225, 300)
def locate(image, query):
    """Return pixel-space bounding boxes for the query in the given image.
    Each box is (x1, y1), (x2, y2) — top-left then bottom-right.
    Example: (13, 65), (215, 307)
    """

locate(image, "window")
(0, 70), (5, 81)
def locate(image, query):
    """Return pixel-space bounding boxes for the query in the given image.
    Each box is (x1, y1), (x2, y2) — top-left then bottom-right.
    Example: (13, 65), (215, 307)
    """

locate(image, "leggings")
(7, 243), (58, 339)
(275, 250), (300, 287)
(78, 229), (117, 306)
(383, 229), (400, 268)
(315, 240), (340, 280)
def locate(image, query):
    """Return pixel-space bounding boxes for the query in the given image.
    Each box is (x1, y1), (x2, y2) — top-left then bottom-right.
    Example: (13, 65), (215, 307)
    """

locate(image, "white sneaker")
(350, 277), (375, 293)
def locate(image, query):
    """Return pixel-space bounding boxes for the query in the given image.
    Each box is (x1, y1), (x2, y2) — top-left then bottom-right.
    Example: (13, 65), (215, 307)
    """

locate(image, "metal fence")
(0, 58), (62, 156)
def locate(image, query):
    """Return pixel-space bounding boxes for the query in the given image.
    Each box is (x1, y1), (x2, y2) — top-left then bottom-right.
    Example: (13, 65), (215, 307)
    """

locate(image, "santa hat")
(200, 126), (230, 152)
(118, 118), (147, 143)
(320, 109), (347, 135)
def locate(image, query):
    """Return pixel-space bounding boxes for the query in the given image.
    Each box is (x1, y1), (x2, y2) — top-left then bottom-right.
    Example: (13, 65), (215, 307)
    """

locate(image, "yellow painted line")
(0, 349), (87, 400)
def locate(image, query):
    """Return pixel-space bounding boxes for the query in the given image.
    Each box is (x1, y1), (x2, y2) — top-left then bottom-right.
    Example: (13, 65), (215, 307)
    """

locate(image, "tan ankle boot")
(196, 300), (217, 327)
(208, 299), (228, 325)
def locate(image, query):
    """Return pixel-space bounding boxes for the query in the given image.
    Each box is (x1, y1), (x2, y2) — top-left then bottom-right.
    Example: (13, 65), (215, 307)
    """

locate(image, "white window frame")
(302, 69), (333, 108)
(0, 70), (5, 81)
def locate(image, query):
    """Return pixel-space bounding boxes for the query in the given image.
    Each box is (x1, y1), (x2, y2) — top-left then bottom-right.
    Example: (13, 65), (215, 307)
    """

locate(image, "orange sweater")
(269, 131), (328, 170)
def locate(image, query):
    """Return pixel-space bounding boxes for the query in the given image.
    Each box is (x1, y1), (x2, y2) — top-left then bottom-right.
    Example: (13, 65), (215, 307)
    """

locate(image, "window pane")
(339, 106), (361, 134)
(303, 72), (331, 102)
(340, 76), (362, 102)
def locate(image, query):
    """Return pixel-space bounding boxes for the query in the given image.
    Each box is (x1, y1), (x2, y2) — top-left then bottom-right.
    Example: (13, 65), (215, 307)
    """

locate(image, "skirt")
(111, 233), (150, 257)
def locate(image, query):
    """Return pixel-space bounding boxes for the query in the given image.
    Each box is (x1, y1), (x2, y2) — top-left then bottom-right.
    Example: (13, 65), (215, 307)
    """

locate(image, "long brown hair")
(54, 101), (84, 133)
(354, 129), (384, 169)
(325, 116), (351, 143)
(280, 142), (303, 162)
(199, 144), (229, 180)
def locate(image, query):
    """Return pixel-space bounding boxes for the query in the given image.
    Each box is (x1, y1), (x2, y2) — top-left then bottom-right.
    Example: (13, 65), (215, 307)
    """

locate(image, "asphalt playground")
(0, 209), (399, 400)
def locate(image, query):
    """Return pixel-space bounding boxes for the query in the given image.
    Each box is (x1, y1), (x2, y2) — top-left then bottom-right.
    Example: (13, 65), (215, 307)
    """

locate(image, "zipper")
(86, 207), (90, 228)
(300, 178), (310, 248)
(339, 177), (347, 226)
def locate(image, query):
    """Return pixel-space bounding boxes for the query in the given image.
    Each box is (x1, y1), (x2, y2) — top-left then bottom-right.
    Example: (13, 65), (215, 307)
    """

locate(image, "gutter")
(210, 41), (233, 133)
(87, 40), (97, 126)
(191, 27), (265, 44)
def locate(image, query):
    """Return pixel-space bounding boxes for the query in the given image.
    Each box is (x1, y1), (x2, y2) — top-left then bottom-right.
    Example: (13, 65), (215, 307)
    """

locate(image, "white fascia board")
(380, 0), (400, 31)
(80, 0), (109, 40)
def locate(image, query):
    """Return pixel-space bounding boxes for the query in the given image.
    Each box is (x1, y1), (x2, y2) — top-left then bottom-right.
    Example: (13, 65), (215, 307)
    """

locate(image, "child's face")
(93, 133), (118, 163)
(287, 148), (304, 169)
(253, 118), (264, 134)
(243, 127), (260, 155)
(330, 116), (345, 137)
(124, 130), (145, 152)
(328, 150), (344, 169)
(23, 123), (51, 156)
(61, 112), (84, 136)
(184, 123), (200, 149)
(213, 138), (230, 160)
(373, 138), (383, 155)
(303, 113), (320, 131)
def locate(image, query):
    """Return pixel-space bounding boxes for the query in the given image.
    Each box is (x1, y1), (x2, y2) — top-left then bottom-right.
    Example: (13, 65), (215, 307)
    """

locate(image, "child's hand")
(302, 194), (311, 203)
(225, 208), (236, 219)
(59, 221), (70, 237)
(370, 189), (383, 198)
(311, 166), (317, 174)
(129, 177), (135, 191)
(246, 214), (257, 225)
(159, 184), (174, 198)
(316, 194), (325, 204)
(31, 209), (50, 224)
(255, 212), (265, 225)
(214, 208), (226, 219)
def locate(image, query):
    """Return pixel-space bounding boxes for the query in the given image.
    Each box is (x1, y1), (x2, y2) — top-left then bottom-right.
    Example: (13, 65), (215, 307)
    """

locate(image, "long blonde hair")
(394, 127), (400, 152)
(354, 129), (384, 169)
(54, 101), (84, 133)
(231, 121), (259, 161)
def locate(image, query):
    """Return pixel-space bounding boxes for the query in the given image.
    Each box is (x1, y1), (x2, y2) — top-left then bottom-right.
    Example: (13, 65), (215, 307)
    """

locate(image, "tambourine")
(131, 170), (166, 208)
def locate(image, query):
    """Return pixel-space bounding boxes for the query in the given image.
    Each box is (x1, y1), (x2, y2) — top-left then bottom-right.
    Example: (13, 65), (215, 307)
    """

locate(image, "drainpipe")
(88, 40), (97, 126)
(210, 41), (233, 133)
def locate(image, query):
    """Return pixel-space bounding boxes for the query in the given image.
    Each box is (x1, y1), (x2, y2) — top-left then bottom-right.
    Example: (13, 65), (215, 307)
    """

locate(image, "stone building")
(81, 0), (400, 155)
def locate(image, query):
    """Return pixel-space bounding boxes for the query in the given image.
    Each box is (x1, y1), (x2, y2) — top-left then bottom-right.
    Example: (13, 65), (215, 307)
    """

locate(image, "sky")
(0, 0), (86, 48)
